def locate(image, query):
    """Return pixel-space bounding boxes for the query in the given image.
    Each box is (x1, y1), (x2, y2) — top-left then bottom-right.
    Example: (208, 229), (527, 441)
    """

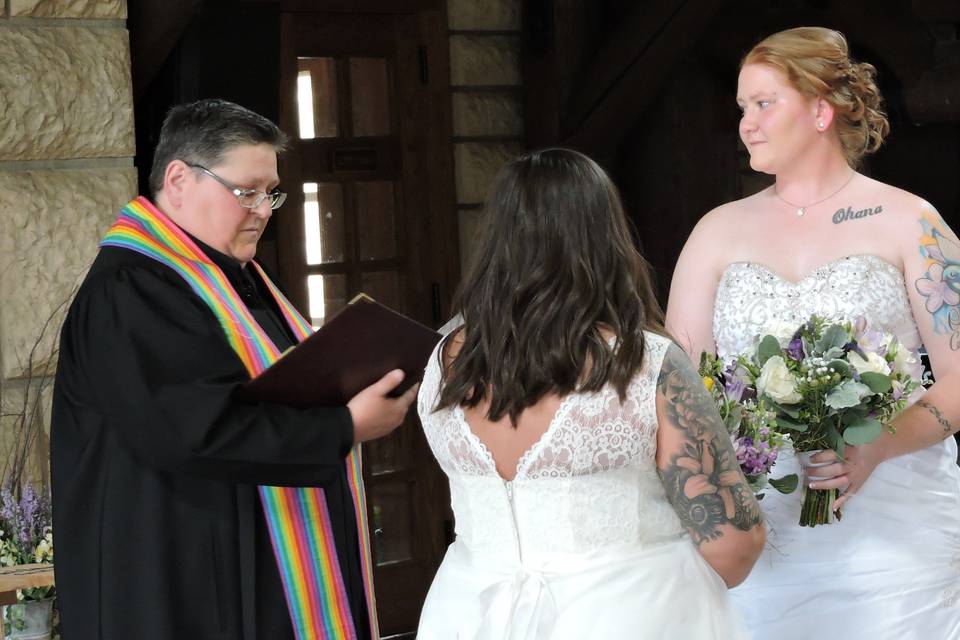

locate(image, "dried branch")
(0, 289), (75, 496)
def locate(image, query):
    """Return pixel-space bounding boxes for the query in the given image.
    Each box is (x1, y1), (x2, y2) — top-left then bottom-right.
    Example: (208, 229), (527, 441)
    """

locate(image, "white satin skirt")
(417, 537), (749, 639)
(731, 438), (960, 640)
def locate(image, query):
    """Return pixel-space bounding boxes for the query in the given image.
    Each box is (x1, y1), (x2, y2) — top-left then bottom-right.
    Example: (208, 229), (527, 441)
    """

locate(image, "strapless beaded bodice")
(713, 254), (922, 361)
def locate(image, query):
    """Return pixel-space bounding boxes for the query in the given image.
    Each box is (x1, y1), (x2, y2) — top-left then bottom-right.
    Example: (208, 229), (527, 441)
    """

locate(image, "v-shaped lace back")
(713, 254), (921, 361)
(417, 331), (685, 560)
(419, 332), (668, 481)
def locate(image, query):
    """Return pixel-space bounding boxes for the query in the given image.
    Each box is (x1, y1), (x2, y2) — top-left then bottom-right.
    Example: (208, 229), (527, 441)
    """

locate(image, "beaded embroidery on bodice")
(417, 332), (685, 564)
(713, 254), (922, 361)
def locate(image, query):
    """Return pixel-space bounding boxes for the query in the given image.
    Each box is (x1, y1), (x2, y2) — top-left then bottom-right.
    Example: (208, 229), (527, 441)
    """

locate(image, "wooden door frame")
(276, 0), (460, 327)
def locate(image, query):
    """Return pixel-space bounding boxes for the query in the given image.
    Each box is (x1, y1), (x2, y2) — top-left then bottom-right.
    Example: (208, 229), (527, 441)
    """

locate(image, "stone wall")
(0, 0), (136, 481)
(447, 0), (524, 272)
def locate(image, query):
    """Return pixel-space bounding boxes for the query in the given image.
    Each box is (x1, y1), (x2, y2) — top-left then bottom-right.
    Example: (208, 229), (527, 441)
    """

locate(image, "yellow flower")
(702, 376), (715, 392)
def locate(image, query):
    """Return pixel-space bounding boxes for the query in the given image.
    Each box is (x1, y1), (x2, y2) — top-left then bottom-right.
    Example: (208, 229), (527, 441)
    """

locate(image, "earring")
(817, 121), (824, 130)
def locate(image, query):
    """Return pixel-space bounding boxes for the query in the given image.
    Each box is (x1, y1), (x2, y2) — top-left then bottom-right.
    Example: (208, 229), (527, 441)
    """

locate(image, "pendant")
(797, 207), (805, 216)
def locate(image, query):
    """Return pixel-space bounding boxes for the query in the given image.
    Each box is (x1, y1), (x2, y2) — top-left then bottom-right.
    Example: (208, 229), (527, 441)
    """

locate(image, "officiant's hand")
(348, 369), (419, 443)
(803, 442), (886, 511)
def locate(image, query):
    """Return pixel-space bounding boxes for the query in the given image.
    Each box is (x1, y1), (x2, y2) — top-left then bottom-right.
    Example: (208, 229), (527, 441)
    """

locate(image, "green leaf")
(815, 324), (849, 354)
(826, 360), (850, 377)
(823, 347), (846, 360)
(769, 474), (799, 494)
(825, 380), (870, 409)
(842, 404), (869, 420)
(859, 371), (892, 393)
(756, 335), (782, 366)
(774, 414), (808, 432)
(843, 417), (884, 445)
(828, 424), (846, 458)
(771, 401), (801, 419)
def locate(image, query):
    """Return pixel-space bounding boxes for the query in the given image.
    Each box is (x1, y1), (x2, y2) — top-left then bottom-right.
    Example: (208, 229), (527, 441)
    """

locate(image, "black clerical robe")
(51, 240), (370, 639)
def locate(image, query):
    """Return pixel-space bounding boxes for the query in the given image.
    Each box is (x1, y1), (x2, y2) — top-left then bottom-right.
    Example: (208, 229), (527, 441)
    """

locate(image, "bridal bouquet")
(699, 353), (798, 498)
(735, 316), (926, 526)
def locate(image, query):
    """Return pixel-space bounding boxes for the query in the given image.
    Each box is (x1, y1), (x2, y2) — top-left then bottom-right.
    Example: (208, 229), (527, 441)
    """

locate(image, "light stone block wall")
(0, 0), (136, 482)
(447, 0), (523, 273)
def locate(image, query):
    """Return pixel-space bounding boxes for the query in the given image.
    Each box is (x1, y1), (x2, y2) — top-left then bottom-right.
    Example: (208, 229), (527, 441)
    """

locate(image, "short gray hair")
(148, 98), (289, 197)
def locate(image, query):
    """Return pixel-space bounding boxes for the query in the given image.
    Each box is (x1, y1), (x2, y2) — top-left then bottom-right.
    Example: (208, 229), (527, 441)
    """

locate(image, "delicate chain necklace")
(773, 171), (856, 216)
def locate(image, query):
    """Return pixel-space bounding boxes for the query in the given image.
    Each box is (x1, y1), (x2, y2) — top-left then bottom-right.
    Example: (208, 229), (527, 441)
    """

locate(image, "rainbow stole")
(101, 197), (378, 640)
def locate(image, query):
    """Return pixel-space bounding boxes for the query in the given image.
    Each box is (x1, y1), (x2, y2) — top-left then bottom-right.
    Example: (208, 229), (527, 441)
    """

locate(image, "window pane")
(349, 57), (390, 136)
(356, 181), (397, 261)
(297, 57), (338, 138)
(360, 271), (403, 314)
(370, 481), (414, 565)
(307, 274), (346, 328)
(303, 182), (345, 264)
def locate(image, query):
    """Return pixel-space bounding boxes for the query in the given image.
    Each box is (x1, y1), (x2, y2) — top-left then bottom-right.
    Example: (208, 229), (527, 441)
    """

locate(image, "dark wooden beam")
(129, 0), (203, 102)
(560, 0), (727, 156)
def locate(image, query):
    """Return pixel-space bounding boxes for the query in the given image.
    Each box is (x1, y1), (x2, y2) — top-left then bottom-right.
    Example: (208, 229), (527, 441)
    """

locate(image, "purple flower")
(734, 435), (778, 477)
(723, 363), (755, 401)
(786, 337), (805, 361)
(0, 483), (52, 565)
(725, 377), (746, 402)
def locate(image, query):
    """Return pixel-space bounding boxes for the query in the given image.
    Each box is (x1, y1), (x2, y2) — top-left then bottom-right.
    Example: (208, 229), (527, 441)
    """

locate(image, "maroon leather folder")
(242, 296), (442, 408)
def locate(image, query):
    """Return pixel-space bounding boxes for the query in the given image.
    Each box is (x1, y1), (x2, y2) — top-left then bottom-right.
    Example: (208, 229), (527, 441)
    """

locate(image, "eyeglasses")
(186, 163), (287, 210)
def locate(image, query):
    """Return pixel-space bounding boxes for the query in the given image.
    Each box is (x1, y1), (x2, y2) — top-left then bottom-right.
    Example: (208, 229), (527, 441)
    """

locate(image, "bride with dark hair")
(416, 147), (764, 639)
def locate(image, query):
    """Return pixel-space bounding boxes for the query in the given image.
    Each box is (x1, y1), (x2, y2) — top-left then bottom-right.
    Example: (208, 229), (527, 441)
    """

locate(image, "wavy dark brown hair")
(435, 148), (665, 424)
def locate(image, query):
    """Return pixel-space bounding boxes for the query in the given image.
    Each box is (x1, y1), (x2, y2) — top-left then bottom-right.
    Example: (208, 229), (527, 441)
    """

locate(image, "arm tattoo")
(917, 400), (954, 438)
(914, 208), (960, 350)
(656, 345), (762, 546)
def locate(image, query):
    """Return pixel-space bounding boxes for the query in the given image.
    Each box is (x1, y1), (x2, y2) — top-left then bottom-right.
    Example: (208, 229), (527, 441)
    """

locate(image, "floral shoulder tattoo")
(915, 207), (960, 350)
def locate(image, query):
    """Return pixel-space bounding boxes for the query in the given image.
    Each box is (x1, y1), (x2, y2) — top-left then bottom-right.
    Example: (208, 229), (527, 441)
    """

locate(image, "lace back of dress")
(418, 332), (671, 481)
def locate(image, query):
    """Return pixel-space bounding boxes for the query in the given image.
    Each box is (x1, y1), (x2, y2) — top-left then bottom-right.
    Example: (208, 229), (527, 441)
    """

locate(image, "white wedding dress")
(416, 331), (749, 639)
(715, 255), (960, 640)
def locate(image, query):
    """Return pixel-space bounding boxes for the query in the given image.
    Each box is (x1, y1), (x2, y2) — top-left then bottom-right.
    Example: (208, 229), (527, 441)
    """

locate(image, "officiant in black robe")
(51, 99), (416, 640)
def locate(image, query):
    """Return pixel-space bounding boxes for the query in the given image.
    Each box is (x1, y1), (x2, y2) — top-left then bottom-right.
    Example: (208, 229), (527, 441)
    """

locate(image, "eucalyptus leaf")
(843, 417), (883, 445)
(823, 347), (846, 360)
(757, 335), (782, 367)
(769, 474), (799, 494)
(859, 372), (892, 393)
(826, 360), (850, 377)
(825, 380), (871, 409)
(816, 324), (849, 353)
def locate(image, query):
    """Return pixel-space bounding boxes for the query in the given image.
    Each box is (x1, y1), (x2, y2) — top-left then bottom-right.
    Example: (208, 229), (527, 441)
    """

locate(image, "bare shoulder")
(441, 327), (466, 369)
(858, 176), (934, 226)
(685, 194), (758, 251)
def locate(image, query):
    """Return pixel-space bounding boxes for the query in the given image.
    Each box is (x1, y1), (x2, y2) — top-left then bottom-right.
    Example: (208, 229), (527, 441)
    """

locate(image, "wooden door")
(276, 6), (457, 638)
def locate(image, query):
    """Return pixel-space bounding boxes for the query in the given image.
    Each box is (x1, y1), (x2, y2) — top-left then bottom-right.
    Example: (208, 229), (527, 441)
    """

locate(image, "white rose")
(763, 319), (801, 348)
(892, 344), (923, 380)
(848, 350), (890, 376)
(757, 355), (802, 404)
